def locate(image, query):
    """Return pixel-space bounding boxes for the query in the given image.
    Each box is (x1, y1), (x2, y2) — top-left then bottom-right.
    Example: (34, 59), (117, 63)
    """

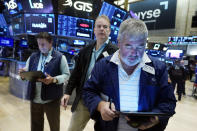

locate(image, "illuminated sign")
(63, 0), (93, 12)
(130, 0), (177, 30)
(29, 0), (43, 9)
(5, 0), (17, 10)
(25, 14), (55, 34)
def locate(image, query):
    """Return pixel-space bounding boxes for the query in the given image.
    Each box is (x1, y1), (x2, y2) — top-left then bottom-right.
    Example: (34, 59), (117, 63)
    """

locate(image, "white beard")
(120, 55), (142, 66)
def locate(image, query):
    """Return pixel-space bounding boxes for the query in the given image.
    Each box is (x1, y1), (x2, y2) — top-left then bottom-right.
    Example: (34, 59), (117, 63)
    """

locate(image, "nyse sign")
(130, 0), (177, 30)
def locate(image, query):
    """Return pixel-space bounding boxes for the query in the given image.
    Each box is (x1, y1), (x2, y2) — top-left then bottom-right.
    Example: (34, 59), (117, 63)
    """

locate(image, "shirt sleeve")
(24, 57), (30, 71)
(55, 55), (70, 84)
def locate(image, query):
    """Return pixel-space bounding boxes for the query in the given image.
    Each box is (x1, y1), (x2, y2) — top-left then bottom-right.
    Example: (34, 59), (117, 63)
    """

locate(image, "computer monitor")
(24, 14), (55, 34)
(0, 37), (14, 47)
(99, 1), (128, 44)
(73, 40), (86, 46)
(58, 15), (94, 39)
(19, 39), (28, 48)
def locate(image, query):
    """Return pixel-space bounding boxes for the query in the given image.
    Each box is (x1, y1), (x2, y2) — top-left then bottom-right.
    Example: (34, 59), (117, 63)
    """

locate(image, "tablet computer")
(119, 111), (169, 117)
(20, 71), (46, 82)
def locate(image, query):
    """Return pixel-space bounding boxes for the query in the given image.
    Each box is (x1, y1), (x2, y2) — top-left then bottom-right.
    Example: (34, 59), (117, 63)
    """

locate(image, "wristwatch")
(53, 78), (58, 83)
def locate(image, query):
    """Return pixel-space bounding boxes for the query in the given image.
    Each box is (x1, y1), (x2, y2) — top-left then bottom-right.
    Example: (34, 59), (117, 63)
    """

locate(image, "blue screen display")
(73, 40), (86, 46)
(0, 37), (14, 47)
(20, 39), (28, 48)
(25, 14), (55, 34)
(58, 15), (94, 39)
(11, 14), (25, 35)
(58, 40), (69, 53)
(99, 2), (128, 44)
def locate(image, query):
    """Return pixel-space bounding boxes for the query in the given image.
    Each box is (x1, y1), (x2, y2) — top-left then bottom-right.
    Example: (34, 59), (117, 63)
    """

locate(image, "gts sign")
(135, 9), (161, 20)
(63, 0), (93, 12)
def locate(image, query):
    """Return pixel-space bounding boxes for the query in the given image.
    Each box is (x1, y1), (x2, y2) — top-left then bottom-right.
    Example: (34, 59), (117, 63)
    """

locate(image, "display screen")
(11, 14), (25, 35)
(58, 15), (94, 39)
(73, 40), (86, 46)
(19, 0), (53, 13)
(58, 0), (101, 19)
(166, 50), (183, 59)
(24, 14), (55, 34)
(57, 39), (80, 55)
(19, 39), (28, 48)
(147, 42), (167, 51)
(168, 36), (197, 45)
(57, 40), (69, 53)
(99, 1), (128, 44)
(0, 37), (14, 47)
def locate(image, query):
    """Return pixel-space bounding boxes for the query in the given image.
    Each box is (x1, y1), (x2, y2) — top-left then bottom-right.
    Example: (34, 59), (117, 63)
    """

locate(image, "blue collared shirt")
(85, 39), (109, 81)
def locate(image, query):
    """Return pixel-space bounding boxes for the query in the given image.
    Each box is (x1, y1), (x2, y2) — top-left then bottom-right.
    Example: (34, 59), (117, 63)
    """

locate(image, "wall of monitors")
(58, 15), (94, 39)
(168, 36), (197, 45)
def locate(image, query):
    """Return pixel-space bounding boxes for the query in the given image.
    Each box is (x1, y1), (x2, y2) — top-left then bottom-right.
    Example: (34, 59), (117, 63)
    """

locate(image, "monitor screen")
(166, 50), (183, 59)
(24, 14), (55, 34)
(73, 40), (86, 46)
(187, 45), (197, 55)
(58, 40), (69, 53)
(19, 39), (28, 48)
(0, 37), (14, 47)
(58, 15), (94, 39)
(19, 0), (53, 13)
(11, 14), (25, 35)
(99, 1), (128, 44)
(192, 36), (197, 44)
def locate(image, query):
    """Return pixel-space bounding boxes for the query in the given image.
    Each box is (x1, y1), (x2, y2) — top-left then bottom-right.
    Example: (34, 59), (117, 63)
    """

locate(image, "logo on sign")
(29, 0), (43, 9)
(32, 23), (47, 28)
(63, 0), (72, 7)
(63, 0), (93, 12)
(5, 0), (17, 10)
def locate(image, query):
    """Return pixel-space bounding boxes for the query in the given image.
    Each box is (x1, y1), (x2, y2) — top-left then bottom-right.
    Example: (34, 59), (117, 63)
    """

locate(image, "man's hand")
(97, 101), (118, 121)
(61, 94), (70, 110)
(126, 116), (159, 130)
(18, 68), (26, 80)
(38, 73), (54, 85)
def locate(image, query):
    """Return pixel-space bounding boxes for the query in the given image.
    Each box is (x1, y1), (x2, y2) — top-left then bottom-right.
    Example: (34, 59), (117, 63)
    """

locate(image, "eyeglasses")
(124, 45), (145, 51)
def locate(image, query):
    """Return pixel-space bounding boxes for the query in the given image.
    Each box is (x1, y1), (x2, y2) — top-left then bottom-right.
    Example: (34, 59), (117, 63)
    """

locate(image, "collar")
(93, 39), (109, 51)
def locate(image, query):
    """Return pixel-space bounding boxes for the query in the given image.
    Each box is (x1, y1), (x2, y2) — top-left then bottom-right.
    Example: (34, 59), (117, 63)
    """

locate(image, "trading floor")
(0, 76), (197, 131)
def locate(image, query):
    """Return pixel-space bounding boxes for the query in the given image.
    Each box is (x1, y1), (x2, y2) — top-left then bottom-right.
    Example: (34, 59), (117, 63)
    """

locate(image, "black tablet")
(20, 71), (46, 82)
(119, 111), (169, 117)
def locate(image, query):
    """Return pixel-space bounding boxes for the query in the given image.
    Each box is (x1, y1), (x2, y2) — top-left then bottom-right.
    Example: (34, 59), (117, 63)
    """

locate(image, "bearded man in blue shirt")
(83, 18), (176, 131)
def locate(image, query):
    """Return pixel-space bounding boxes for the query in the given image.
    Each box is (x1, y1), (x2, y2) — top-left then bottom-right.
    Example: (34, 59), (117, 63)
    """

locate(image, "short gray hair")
(117, 18), (148, 42)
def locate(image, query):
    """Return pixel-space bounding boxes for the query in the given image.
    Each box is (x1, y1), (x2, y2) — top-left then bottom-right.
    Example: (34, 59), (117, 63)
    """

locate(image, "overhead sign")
(129, 0), (177, 30)
(5, 0), (17, 10)
(58, 0), (101, 19)
(19, 0), (53, 13)
(62, 0), (92, 12)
